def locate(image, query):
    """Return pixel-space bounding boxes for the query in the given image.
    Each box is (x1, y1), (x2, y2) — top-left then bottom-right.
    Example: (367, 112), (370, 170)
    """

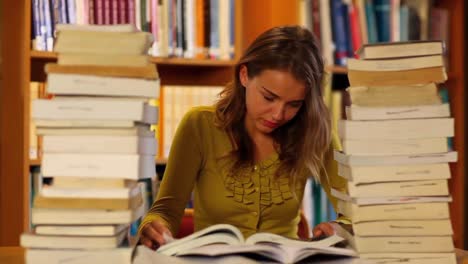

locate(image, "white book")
(20, 231), (127, 249)
(346, 103), (450, 121)
(341, 137), (449, 156)
(42, 153), (155, 179)
(26, 248), (132, 264)
(32, 204), (144, 225)
(35, 224), (128, 236)
(43, 135), (157, 155)
(358, 253), (456, 264)
(32, 97), (159, 125)
(40, 184), (141, 199)
(347, 55), (444, 72)
(336, 200), (450, 222)
(338, 162), (451, 184)
(47, 73), (160, 98)
(334, 151), (457, 166)
(37, 125), (154, 137)
(346, 179), (449, 198)
(331, 188), (452, 205)
(338, 118), (454, 140)
(351, 235), (454, 253)
(35, 119), (137, 128)
(353, 219), (453, 236)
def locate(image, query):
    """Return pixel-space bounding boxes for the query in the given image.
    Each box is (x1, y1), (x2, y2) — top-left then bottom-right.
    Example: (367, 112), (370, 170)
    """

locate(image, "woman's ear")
(239, 65), (249, 87)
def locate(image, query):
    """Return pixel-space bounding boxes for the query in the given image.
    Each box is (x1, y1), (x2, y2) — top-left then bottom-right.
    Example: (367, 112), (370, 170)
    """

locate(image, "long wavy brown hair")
(215, 26), (331, 182)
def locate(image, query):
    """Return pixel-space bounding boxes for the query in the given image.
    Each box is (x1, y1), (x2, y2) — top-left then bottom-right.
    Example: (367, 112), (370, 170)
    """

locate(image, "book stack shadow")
(332, 41), (458, 264)
(20, 24), (159, 264)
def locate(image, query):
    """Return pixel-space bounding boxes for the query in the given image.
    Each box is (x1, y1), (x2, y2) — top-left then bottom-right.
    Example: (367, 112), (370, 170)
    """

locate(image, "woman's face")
(240, 66), (306, 135)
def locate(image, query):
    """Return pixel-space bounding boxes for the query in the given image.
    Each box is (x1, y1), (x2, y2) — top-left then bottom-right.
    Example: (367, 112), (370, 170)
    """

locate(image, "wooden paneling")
(438, 0), (465, 249)
(0, 0), (31, 246)
(241, 0), (299, 53)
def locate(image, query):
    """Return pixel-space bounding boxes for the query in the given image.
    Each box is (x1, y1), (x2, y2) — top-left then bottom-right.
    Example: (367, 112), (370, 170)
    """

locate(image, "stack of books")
(21, 24), (159, 264)
(332, 41), (458, 264)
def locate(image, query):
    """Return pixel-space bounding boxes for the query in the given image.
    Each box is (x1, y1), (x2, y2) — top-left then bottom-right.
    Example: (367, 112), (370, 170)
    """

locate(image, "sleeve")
(138, 109), (204, 236)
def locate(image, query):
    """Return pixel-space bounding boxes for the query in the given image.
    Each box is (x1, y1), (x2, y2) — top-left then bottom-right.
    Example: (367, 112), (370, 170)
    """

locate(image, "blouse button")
(252, 212), (258, 216)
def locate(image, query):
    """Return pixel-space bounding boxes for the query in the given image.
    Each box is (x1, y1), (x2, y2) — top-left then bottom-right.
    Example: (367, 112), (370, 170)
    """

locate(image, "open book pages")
(156, 224), (356, 263)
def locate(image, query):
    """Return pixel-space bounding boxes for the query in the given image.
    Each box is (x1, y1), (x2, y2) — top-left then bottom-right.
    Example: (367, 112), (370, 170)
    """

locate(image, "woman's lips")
(263, 120), (279, 128)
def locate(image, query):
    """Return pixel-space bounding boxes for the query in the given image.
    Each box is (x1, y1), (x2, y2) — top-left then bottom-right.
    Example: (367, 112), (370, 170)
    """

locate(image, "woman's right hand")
(140, 220), (174, 250)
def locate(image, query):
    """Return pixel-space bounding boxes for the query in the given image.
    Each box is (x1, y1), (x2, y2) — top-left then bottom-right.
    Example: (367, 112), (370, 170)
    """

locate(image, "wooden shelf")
(29, 158), (167, 166)
(28, 159), (41, 166)
(325, 65), (347, 74)
(30, 50), (236, 67)
(30, 50), (349, 73)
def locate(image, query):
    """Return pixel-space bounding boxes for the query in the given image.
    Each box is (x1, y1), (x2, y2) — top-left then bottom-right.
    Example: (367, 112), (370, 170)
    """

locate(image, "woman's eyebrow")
(262, 86), (304, 103)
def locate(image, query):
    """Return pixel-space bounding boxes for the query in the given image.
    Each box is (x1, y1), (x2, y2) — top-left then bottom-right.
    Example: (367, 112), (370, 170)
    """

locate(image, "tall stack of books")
(21, 24), (159, 264)
(332, 41), (458, 264)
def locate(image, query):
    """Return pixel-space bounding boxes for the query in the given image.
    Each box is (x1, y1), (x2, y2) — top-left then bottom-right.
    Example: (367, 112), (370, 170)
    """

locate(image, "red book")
(348, 2), (363, 57)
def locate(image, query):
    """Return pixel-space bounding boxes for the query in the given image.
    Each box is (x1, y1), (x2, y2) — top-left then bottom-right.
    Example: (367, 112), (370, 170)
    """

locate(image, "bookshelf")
(0, 0), (465, 250)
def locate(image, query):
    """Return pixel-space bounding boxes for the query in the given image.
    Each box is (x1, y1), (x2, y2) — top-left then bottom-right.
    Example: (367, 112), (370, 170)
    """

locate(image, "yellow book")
(45, 63), (159, 79)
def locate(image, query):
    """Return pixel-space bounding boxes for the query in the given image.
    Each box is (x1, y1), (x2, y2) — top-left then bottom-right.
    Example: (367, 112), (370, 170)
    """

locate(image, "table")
(2, 247), (468, 264)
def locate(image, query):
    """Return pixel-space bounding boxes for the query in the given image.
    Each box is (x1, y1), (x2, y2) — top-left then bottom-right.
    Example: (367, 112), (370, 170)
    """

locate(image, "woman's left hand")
(312, 222), (336, 238)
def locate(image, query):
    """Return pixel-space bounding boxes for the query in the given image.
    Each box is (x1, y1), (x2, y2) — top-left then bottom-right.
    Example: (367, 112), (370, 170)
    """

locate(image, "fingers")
(140, 221), (174, 250)
(312, 222), (336, 237)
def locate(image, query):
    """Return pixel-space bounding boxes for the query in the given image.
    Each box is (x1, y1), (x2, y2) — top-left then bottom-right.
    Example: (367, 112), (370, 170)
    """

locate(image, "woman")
(139, 25), (349, 249)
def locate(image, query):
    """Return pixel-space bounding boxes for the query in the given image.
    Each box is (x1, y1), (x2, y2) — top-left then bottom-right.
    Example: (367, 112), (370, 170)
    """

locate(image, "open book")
(157, 224), (356, 263)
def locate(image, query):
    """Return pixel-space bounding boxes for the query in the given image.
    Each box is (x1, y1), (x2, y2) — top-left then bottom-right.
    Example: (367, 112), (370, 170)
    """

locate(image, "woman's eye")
(289, 102), (302, 108)
(263, 95), (274, 101)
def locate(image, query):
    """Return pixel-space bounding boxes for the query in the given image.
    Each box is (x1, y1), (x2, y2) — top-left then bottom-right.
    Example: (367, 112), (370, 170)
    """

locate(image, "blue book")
(330, 0), (348, 66)
(365, 0), (378, 44)
(168, 0), (174, 56)
(209, 0), (219, 59)
(400, 5), (409, 41)
(374, 0), (391, 42)
(342, 3), (354, 58)
(43, 0), (54, 51)
(32, 0), (44, 50)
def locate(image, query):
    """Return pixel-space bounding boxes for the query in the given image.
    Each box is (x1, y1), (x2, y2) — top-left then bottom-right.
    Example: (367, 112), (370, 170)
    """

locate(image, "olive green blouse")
(139, 106), (348, 239)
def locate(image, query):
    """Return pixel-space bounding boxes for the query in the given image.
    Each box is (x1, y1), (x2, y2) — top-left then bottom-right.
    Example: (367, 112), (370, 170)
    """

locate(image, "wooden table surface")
(1, 247), (468, 263)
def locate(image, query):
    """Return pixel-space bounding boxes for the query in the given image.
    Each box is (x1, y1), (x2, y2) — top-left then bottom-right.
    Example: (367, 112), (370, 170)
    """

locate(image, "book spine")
(331, 0), (347, 66)
(67, 0), (77, 23)
(43, 0), (54, 51)
(364, 0), (378, 43)
(374, 0), (391, 42)
(209, 0), (219, 59)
